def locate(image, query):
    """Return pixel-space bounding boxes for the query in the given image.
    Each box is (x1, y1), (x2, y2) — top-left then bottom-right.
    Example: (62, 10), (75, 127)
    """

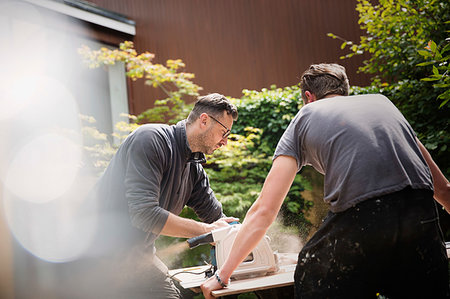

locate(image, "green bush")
(229, 85), (313, 231)
(232, 85), (303, 150)
(205, 128), (272, 220)
(418, 38), (450, 108)
(330, 0), (449, 82)
(178, 85), (314, 234)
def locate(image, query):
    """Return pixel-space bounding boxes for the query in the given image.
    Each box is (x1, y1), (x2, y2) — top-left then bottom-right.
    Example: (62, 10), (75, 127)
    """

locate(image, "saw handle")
(187, 221), (239, 249)
(187, 232), (214, 249)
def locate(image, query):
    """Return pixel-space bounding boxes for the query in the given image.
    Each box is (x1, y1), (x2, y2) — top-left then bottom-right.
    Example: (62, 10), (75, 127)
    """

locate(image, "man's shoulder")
(307, 93), (391, 110)
(134, 123), (171, 134)
(342, 93), (392, 105)
(350, 93), (397, 111)
(122, 123), (175, 151)
(128, 123), (175, 141)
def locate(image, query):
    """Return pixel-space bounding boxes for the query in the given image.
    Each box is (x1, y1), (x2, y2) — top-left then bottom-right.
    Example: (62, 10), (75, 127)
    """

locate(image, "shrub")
(232, 85), (303, 150)
(205, 128), (272, 220)
(80, 113), (139, 175)
(329, 0), (449, 82)
(178, 85), (314, 233)
(230, 85), (313, 231)
(418, 38), (450, 108)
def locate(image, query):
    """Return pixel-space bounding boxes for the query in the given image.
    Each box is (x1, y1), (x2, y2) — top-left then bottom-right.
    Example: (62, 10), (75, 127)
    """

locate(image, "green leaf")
(439, 99), (448, 108)
(432, 65), (440, 76)
(443, 43), (450, 53)
(416, 61), (436, 66)
(418, 50), (432, 57)
(421, 77), (440, 82)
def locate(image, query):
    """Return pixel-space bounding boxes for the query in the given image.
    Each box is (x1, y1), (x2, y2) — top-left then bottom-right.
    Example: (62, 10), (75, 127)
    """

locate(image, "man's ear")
(304, 91), (317, 104)
(198, 113), (209, 128)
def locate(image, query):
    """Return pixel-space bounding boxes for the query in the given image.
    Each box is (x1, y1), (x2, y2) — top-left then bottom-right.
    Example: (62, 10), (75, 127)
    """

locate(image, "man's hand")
(201, 274), (223, 299)
(159, 215), (238, 238)
(208, 217), (239, 231)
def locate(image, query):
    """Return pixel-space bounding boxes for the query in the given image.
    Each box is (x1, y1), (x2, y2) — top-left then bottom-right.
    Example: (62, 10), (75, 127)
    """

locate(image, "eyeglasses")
(208, 114), (231, 139)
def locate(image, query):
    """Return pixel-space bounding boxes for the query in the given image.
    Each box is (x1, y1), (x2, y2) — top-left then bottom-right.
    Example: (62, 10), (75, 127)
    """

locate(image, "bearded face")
(196, 125), (225, 155)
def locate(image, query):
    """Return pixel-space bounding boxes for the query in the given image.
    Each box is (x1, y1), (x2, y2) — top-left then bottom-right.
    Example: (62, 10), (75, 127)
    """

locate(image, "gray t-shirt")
(274, 94), (433, 213)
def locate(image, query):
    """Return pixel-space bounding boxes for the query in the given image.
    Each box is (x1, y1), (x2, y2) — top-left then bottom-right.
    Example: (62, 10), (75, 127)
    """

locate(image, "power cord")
(169, 264), (214, 279)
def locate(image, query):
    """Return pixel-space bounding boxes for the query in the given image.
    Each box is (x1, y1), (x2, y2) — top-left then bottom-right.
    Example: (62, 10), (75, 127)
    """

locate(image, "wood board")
(169, 254), (297, 297)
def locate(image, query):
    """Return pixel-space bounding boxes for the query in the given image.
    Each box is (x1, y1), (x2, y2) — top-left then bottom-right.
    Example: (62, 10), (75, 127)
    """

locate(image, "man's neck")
(185, 122), (197, 152)
(323, 94), (342, 99)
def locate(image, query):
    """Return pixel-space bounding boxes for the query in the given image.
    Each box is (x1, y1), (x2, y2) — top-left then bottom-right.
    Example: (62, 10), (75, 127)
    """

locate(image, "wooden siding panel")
(89, 0), (370, 115)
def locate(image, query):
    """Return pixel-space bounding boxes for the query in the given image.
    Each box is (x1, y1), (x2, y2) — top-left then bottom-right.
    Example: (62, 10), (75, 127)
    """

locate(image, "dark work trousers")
(65, 246), (182, 299)
(110, 246), (182, 299)
(57, 246), (182, 299)
(294, 187), (449, 299)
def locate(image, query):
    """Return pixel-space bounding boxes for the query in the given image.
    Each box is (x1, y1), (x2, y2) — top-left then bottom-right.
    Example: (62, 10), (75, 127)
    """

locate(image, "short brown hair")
(187, 93), (238, 124)
(300, 63), (350, 101)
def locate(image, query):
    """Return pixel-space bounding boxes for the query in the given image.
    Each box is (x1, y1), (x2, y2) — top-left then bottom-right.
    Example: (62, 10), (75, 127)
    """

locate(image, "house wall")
(88, 0), (371, 115)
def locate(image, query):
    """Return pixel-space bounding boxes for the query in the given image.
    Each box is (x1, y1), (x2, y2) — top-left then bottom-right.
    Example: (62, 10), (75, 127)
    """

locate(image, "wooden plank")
(212, 267), (294, 297)
(169, 263), (296, 297)
(169, 265), (211, 290)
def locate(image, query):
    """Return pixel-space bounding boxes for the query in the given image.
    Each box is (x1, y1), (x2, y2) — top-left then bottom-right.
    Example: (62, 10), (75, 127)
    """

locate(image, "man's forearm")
(218, 203), (276, 282)
(215, 156), (298, 282)
(159, 213), (211, 238)
(158, 213), (239, 238)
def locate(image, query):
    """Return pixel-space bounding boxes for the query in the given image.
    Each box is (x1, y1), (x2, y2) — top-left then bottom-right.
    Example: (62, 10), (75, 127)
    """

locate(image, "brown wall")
(89, 0), (371, 115)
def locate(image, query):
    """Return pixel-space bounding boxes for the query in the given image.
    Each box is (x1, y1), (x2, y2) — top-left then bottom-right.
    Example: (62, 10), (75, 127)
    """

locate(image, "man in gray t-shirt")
(201, 64), (450, 299)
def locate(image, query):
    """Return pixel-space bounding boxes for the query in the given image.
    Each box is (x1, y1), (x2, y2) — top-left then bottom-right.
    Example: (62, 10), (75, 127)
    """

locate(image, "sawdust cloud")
(266, 218), (304, 254)
(156, 241), (190, 268)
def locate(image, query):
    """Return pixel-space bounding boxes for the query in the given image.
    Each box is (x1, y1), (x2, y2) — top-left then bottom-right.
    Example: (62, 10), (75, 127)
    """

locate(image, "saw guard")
(212, 224), (278, 279)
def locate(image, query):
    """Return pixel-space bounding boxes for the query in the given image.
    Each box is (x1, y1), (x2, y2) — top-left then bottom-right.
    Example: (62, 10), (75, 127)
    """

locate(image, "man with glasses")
(91, 93), (238, 298)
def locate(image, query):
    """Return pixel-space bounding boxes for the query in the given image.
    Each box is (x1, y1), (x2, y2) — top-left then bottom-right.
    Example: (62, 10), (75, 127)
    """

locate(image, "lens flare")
(3, 188), (98, 263)
(5, 133), (81, 203)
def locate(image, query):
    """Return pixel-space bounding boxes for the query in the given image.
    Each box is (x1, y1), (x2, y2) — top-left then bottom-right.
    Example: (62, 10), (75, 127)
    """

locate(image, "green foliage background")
(226, 86), (313, 228)
(178, 85), (314, 239)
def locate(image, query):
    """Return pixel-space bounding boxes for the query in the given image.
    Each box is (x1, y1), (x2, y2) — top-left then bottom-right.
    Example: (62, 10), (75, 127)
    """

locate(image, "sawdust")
(266, 220), (303, 254)
(156, 241), (189, 268)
